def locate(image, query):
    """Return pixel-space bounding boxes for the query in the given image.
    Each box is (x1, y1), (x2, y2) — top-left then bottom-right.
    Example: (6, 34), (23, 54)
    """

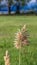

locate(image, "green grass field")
(0, 16), (37, 65)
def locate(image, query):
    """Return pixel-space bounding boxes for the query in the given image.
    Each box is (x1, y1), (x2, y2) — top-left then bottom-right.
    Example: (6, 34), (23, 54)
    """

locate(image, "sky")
(30, 0), (36, 3)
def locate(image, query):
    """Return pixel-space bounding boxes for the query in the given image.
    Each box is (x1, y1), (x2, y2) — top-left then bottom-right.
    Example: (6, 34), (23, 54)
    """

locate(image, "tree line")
(0, 0), (30, 14)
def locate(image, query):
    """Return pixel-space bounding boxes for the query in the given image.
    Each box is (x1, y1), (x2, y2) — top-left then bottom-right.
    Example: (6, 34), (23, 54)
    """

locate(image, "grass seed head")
(14, 24), (29, 49)
(4, 50), (10, 65)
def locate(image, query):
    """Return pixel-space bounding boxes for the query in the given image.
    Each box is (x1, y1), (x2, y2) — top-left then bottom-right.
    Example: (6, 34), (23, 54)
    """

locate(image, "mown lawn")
(0, 16), (37, 65)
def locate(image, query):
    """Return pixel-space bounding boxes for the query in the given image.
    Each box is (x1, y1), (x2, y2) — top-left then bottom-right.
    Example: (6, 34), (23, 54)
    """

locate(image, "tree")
(8, 0), (12, 14)
(0, 0), (1, 11)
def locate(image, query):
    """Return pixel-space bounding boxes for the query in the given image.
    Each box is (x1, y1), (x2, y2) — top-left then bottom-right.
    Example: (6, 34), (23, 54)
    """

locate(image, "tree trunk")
(8, 0), (12, 14)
